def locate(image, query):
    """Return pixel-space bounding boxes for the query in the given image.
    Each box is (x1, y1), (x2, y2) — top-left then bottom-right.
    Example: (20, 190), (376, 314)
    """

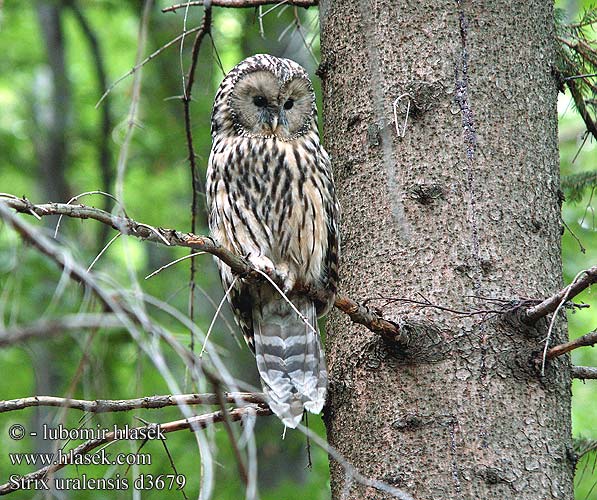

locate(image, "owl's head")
(212, 54), (317, 141)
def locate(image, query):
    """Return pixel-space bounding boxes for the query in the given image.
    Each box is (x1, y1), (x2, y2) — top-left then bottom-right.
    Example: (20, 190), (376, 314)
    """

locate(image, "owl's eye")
(253, 96), (268, 107)
(283, 99), (294, 110)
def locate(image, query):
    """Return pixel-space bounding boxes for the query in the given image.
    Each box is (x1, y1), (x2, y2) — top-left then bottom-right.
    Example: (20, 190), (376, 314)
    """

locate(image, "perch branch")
(0, 392), (265, 413)
(1, 198), (407, 345)
(162, 0), (317, 13)
(524, 265), (597, 323)
(572, 366), (597, 380)
(0, 405), (272, 496)
(547, 329), (597, 360)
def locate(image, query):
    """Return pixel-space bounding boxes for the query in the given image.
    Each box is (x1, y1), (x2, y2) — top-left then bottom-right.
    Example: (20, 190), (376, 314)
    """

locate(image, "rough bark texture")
(319, 1), (573, 499)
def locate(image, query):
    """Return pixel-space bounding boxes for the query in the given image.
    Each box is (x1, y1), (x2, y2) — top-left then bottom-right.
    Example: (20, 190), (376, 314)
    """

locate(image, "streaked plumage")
(206, 54), (340, 428)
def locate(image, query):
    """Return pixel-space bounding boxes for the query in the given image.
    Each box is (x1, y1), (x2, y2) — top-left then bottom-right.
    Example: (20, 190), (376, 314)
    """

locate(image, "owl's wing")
(219, 265), (255, 351)
(314, 145), (341, 316)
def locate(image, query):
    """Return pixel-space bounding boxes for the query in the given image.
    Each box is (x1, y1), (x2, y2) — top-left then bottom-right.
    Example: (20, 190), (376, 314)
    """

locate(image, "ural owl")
(206, 54), (340, 428)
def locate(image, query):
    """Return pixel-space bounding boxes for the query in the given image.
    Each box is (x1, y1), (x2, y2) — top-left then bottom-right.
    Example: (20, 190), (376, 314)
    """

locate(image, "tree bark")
(319, 1), (573, 499)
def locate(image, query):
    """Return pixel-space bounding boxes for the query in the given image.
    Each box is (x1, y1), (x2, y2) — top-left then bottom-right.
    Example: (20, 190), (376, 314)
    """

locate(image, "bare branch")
(524, 266), (597, 323)
(66, 1), (115, 239)
(332, 294), (403, 343)
(2, 197), (253, 276)
(182, 2), (212, 354)
(572, 365), (597, 380)
(566, 77), (597, 143)
(162, 0), (317, 13)
(0, 405), (272, 496)
(547, 330), (597, 360)
(0, 392), (265, 413)
(2, 198), (408, 345)
(0, 314), (122, 347)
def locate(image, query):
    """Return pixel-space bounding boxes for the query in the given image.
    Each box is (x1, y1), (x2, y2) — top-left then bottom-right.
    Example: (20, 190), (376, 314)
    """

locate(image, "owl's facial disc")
(229, 70), (313, 140)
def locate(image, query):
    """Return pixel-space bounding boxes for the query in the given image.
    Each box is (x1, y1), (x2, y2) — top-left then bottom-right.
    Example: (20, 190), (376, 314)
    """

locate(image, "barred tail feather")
(252, 293), (327, 428)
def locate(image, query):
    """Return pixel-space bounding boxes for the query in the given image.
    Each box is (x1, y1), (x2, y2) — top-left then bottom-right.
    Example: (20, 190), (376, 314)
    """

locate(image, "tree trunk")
(319, 1), (574, 499)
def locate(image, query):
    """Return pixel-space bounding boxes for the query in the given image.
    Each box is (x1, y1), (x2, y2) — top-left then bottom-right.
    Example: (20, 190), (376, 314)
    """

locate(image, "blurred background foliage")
(0, 0), (595, 499)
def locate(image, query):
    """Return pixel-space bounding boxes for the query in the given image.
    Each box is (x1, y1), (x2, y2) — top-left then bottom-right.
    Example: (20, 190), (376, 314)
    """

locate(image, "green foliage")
(562, 171), (597, 203)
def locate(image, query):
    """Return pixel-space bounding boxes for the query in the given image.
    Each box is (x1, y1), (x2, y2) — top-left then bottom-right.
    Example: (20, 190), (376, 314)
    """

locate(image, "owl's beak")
(269, 114), (279, 133)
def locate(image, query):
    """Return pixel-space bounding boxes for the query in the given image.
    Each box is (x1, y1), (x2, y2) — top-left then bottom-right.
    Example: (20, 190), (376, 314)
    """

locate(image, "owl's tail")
(252, 292), (327, 429)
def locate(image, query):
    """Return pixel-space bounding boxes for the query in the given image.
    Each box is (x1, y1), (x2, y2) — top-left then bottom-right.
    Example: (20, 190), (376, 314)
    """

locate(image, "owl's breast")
(207, 134), (329, 288)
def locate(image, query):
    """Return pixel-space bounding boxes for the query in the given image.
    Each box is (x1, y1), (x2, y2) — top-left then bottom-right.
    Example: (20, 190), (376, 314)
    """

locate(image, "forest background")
(0, 0), (596, 498)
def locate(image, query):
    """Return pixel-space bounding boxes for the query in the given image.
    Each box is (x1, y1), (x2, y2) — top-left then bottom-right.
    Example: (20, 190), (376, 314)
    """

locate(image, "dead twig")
(182, 3), (212, 355)
(0, 392), (265, 413)
(0, 314), (122, 347)
(547, 330), (597, 360)
(162, 0), (317, 13)
(572, 366), (597, 380)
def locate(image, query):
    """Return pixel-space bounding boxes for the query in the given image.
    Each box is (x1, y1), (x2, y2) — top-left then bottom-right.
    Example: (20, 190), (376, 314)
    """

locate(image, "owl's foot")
(247, 254), (295, 295)
(275, 263), (296, 295)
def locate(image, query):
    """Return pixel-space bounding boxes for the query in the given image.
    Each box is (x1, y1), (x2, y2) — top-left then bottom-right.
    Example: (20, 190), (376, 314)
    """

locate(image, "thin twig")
(254, 268), (318, 336)
(182, 2), (212, 357)
(0, 392), (265, 413)
(145, 252), (206, 280)
(200, 277), (237, 357)
(393, 93), (411, 138)
(162, 0), (317, 13)
(541, 270), (586, 375)
(86, 232), (121, 272)
(572, 366), (597, 380)
(564, 72), (597, 81)
(215, 386), (249, 485)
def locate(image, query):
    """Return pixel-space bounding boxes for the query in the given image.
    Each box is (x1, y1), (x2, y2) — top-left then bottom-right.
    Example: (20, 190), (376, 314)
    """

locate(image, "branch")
(332, 295), (404, 342)
(0, 405), (272, 496)
(2, 197), (253, 277)
(162, 0), (317, 13)
(67, 0), (114, 242)
(182, 3), (212, 354)
(566, 78), (597, 142)
(547, 330), (597, 360)
(0, 314), (122, 347)
(572, 366), (597, 380)
(1, 198), (407, 346)
(0, 392), (265, 413)
(524, 266), (597, 323)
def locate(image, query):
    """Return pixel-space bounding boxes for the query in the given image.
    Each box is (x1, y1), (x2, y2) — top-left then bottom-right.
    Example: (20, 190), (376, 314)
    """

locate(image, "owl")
(206, 54), (340, 428)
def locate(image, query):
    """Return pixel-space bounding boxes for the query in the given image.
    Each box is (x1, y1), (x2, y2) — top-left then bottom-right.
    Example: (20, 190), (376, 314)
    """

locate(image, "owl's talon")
(247, 254), (277, 279)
